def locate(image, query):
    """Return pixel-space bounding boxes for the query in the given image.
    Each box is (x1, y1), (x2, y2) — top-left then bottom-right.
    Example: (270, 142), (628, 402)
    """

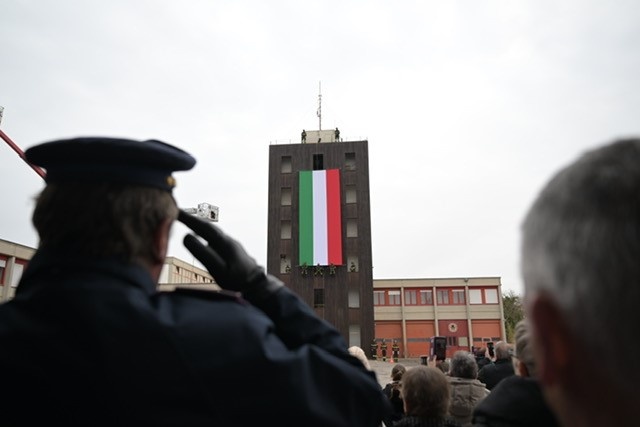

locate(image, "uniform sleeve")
(239, 276), (393, 425)
(248, 279), (346, 353)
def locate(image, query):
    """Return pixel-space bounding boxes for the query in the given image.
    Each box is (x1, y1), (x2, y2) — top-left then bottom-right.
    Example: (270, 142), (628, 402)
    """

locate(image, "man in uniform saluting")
(0, 136), (391, 426)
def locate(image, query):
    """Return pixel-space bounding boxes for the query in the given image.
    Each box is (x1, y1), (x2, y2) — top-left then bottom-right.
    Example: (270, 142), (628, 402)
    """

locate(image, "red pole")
(0, 129), (46, 179)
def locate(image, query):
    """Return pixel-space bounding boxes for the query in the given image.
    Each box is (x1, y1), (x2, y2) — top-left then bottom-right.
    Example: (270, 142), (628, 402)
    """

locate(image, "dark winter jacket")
(383, 381), (405, 423)
(477, 359), (514, 390)
(472, 375), (560, 427)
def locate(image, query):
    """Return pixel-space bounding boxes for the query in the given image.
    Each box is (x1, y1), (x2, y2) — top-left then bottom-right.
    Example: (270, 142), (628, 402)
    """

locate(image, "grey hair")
(514, 319), (535, 377)
(521, 138), (640, 392)
(449, 351), (478, 379)
(494, 341), (511, 360)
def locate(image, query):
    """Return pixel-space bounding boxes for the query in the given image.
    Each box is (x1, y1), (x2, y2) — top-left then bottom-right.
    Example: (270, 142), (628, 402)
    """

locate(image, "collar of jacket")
(16, 248), (157, 297)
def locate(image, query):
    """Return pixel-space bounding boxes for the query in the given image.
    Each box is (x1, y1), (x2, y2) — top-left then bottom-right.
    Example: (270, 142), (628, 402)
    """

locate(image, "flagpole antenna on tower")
(317, 81), (322, 130)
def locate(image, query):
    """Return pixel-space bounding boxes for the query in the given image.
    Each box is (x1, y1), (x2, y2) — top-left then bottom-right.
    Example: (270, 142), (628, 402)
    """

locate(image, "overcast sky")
(2, 1), (639, 295)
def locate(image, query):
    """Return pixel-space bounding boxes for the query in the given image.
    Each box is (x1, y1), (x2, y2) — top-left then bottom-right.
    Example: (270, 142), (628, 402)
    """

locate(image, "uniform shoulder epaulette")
(171, 287), (247, 304)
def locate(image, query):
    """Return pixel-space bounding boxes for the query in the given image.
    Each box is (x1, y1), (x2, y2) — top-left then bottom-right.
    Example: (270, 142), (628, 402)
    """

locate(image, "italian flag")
(299, 169), (343, 266)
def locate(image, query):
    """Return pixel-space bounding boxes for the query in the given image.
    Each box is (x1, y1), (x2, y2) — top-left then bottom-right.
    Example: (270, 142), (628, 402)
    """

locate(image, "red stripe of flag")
(326, 169), (342, 265)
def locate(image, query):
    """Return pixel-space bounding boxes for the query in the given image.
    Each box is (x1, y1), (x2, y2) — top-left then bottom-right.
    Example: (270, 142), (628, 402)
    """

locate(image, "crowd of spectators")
(379, 336), (552, 427)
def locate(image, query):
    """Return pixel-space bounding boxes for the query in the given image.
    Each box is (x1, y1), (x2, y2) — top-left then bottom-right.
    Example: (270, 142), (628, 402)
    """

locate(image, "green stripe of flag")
(299, 170), (313, 265)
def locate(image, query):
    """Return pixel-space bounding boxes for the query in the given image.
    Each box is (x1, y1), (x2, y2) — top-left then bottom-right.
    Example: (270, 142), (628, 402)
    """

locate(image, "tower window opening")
(313, 154), (324, 170)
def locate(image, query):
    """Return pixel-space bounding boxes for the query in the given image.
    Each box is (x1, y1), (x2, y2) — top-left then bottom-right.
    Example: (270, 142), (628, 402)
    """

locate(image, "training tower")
(266, 124), (374, 348)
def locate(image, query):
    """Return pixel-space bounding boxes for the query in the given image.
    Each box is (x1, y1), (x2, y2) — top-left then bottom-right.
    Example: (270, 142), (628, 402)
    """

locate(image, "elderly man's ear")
(528, 292), (573, 387)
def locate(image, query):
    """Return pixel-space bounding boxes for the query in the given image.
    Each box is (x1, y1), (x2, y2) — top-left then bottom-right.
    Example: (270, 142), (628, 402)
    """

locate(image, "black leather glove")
(178, 210), (282, 299)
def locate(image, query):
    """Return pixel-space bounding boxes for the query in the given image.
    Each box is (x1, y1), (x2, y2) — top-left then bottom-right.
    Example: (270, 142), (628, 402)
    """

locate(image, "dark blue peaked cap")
(25, 137), (196, 192)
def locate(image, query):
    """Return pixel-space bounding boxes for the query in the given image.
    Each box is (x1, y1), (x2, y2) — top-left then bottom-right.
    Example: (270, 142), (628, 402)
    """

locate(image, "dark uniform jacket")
(0, 249), (391, 426)
(472, 375), (560, 427)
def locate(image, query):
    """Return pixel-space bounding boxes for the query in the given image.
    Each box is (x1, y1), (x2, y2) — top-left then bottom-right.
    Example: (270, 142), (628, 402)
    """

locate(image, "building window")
(373, 290), (385, 306)
(345, 185), (357, 203)
(469, 289), (483, 304)
(420, 290), (433, 305)
(452, 289), (465, 305)
(348, 289), (360, 308)
(280, 256), (291, 274)
(388, 290), (401, 306)
(346, 219), (358, 237)
(0, 258), (5, 285)
(281, 156), (292, 173)
(436, 289), (449, 305)
(469, 287), (499, 304)
(484, 288), (499, 304)
(447, 336), (459, 346)
(314, 288), (325, 308)
(281, 187), (292, 206)
(349, 324), (361, 348)
(9, 262), (24, 288)
(345, 152), (356, 170)
(281, 220), (292, 239)
(404, 289), (417, 305)
(313, 154), (323, 170)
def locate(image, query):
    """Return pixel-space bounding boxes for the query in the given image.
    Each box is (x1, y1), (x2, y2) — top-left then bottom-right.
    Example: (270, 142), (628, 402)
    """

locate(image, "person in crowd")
(447, 351), (490, 427)
(381, 338), (388, 361)
(436, 359), (451, 375)
(471, 319), (559, 427)
(474, 347), (491, 371)
(349, 345), (372, 370)
(395, 366), (462, 427)
(371, 338), (379, 360)
(382, 363), (407, 424)
(0, 136), (391, 426)
(477, 341), (514, 390)
(520, 138), (640, 426)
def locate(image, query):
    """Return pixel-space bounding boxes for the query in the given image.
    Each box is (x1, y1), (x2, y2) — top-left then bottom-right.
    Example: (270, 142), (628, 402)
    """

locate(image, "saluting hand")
(178, 210), (265, 293)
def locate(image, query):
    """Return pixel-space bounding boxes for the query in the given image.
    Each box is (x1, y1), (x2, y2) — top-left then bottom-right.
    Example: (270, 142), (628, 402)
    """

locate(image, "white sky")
(2, 1), (639, 295)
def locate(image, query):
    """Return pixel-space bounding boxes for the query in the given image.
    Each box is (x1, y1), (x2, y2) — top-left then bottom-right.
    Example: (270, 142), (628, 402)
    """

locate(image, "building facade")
(373, 277), (505, 358)
(267, 132), (375, 349)
(157, 256), (216, 292)
(0, 239), (35, 302)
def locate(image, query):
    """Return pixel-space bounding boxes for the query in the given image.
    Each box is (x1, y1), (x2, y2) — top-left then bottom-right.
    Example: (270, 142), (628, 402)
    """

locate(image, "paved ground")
(369, 358), (421, 387)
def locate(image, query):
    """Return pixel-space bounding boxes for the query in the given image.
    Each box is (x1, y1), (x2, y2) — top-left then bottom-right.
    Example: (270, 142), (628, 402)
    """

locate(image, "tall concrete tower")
(267, 128), (374, 348)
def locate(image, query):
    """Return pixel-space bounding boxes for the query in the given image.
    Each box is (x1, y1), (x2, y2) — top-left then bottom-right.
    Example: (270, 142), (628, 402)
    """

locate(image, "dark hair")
(33, 182), (178, 264)
(401, 366), (450, 418)
(391, 364), (406, 381)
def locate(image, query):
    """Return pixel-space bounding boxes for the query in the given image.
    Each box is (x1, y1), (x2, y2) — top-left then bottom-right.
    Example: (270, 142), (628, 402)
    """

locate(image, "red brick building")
(373, 277), (505, 358)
